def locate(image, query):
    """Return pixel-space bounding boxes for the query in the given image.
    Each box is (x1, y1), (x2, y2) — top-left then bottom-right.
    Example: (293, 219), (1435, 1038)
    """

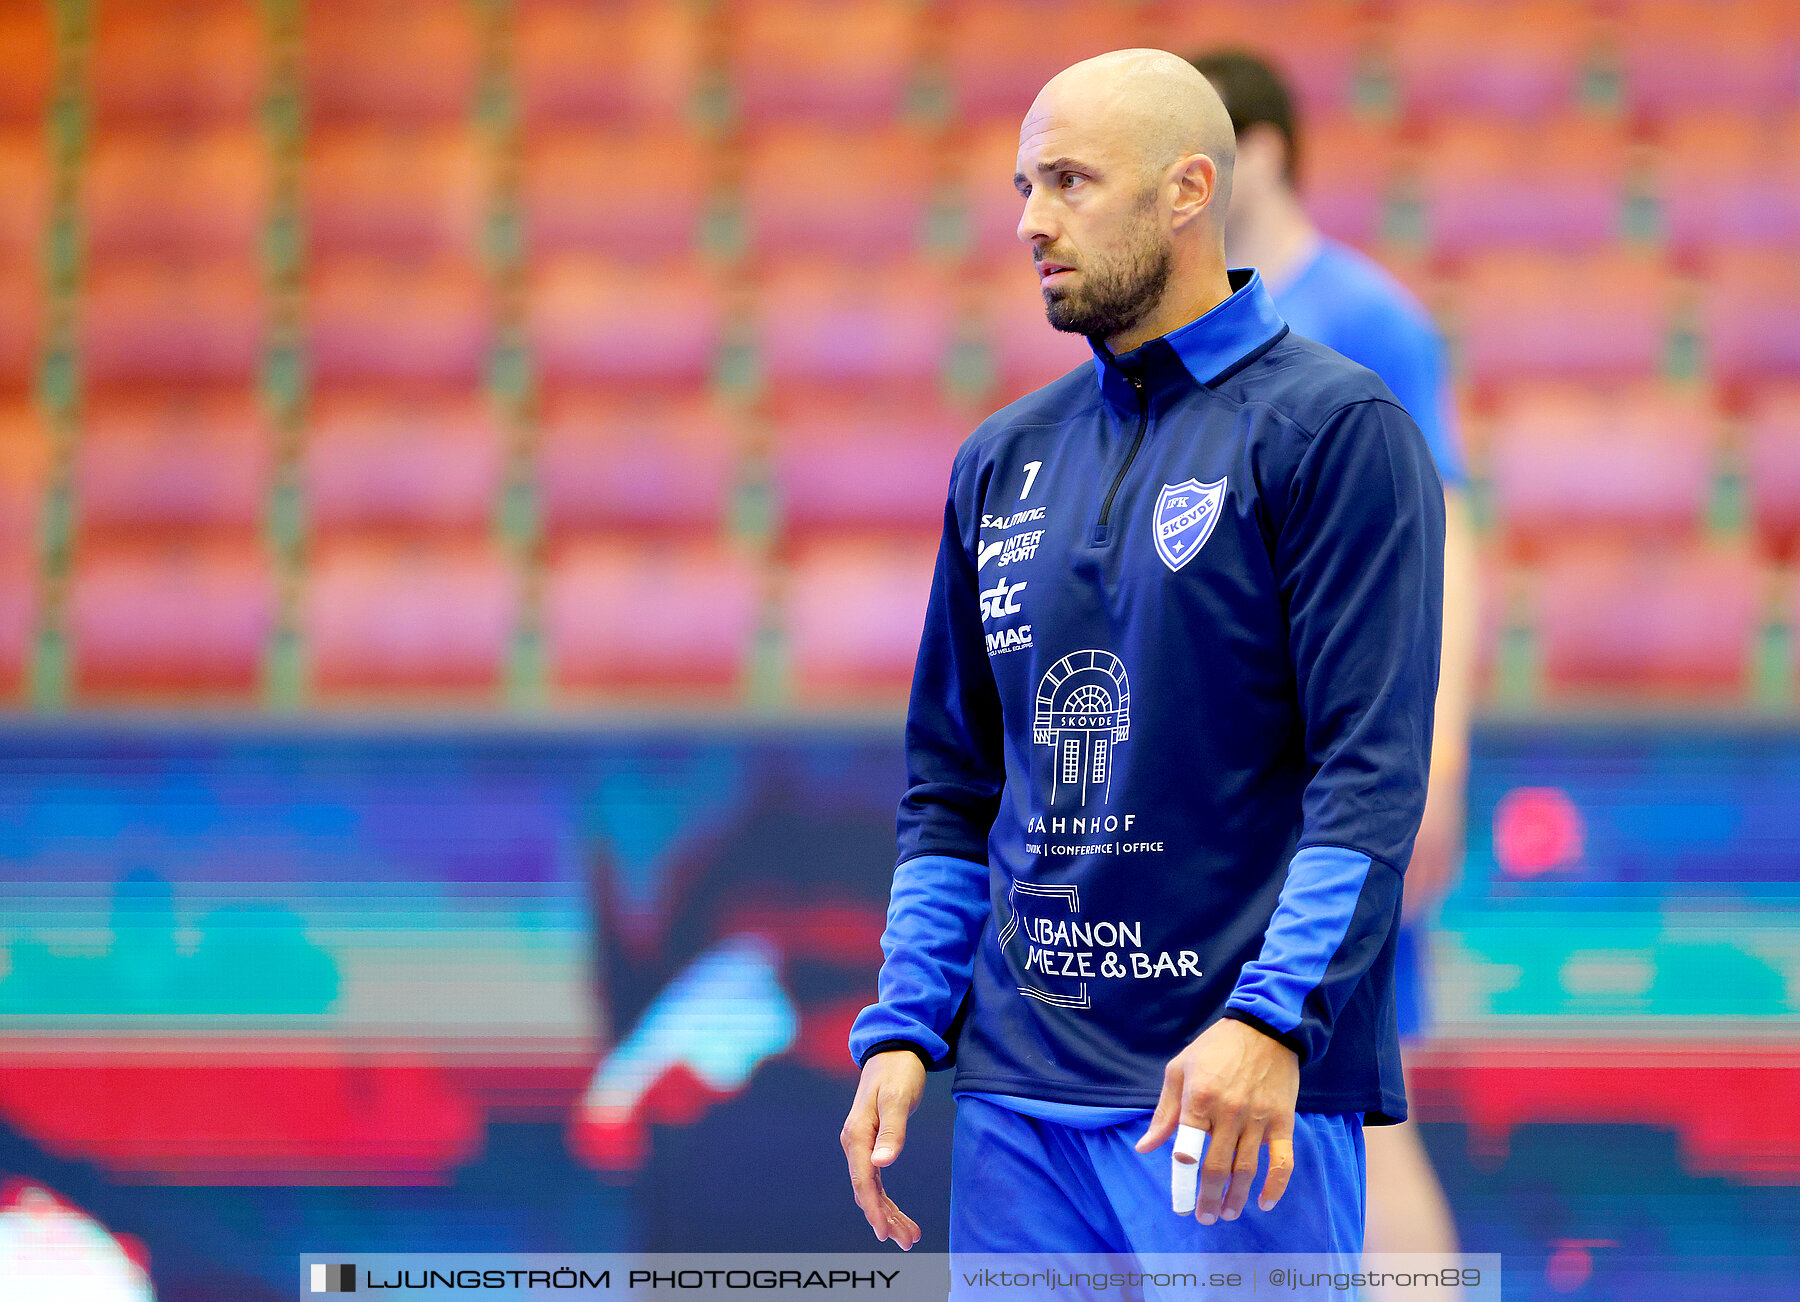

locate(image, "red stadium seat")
(1532, 540), (1760, 697)
(1162, 1), (1369, 119)
(982, 262), (1093, 402)
(742, 126), (936, 256)
(68, 534), (275, 699)
(1702, 252), (1800, 387)
(76, 388), (271, 538)
(308, 257), (489, 383)
(305, 126), (484, 257)
(304, 388), (502, 536)
(544, 537), (761, 694)
(1390, 0), (1595, 120)
(306, 0), (480, 123)
(528, 257), (723, 385)
(90, 3), (263, 123)
(305, 536), (517, 695)
(1299, 117), (1405, 249)
(83, 128), (270, 259)
(538, 392), (738, 535)
(1657, 113), (1800, 253)
(1422, 117), (1630, 254)
(1455, 251), (1672, 385)
(0, 536), (35, 699)
(0, 260), (41, 388)
(786, 534), (936, 701)
(770, 392), (968, 539)
(1485, 382), (1718, 554)
(942, 1), (1141, 121)
(0, 129), (48, 264)
(1618, 0), (1799, 119)
(0, 397), (49, 553)
(522, 129), (710, 257)
(0, 4), (51, 124)
(1745, 386), (1800, 558)
(729, 0), (922, 124)
(2, 393), (46, 699)
(81, 261), (264, 384)
(756, 260), (959, 389)
(516, 0), (703, 125)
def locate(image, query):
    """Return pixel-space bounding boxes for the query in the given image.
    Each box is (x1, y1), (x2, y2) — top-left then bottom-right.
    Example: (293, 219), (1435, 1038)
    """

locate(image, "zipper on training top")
(1094, 374), (1150, 543)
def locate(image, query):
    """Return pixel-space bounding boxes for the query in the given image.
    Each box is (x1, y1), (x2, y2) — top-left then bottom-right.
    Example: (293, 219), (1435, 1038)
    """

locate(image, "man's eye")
(1060, 173), (1082, 189)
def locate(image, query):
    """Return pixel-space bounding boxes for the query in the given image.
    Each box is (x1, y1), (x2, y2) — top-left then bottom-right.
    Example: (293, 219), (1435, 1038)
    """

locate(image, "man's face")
(1014, 111), (1174, 343)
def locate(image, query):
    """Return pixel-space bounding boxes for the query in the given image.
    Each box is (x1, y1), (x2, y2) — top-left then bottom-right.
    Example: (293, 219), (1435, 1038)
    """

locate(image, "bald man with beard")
(843, 51), (1444, 1265)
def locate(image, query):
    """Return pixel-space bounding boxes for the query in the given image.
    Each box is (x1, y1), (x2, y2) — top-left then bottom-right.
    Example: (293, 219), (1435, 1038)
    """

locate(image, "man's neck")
(1225, 187), (1319, 293)
(1105, 265), (1235, 356)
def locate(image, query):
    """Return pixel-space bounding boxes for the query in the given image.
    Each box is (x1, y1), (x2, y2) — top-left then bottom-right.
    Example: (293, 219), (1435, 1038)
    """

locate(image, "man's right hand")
(839, 1049), (926, 1249)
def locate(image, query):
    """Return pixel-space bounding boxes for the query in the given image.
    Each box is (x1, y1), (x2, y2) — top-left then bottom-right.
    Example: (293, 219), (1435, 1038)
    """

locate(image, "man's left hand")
(1134, 1017), (1300, 1224)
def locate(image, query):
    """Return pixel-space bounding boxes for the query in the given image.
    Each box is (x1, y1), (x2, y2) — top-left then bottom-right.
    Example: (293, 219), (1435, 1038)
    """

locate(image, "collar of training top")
(1087, 267), (1288, 415)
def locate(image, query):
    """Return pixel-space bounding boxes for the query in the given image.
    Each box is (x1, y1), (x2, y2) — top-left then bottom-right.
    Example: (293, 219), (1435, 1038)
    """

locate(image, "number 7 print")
(1020, 460), (1042, 499)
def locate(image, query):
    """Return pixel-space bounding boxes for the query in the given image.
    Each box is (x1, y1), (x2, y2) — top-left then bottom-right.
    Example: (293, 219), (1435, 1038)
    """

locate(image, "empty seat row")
(6, 1), (1793, 131)
(0, 387), (962, 542)
(1476, 383), (1800, 558)
(0, 532), (913, 703)
(1378, 0), (1799, 120)
(4, 0), (471, 126)
(1323, 114), (1800, 254)
(20, 372), (1800, 552)
(9, 108), (1794, 268)
(1513, 540), (1773, 699)
(507, 0), (1358, 127)
(4, 531), (1799, 706)
(62, 259), (492, 384)
(0, 389), (729, 539)
(16, 248), (1799, 392)
(1480, 384), (1720, 555)
(1447, 251), (1800, 387)
(717, 1), (1798, 126)
(0, 534), (772, 702)
(514, 1), (1797, 127)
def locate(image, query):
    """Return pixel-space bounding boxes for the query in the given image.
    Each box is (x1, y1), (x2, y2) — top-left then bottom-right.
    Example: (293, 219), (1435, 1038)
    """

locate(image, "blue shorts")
(949, 1093), (1366, 1257)
(1393, 922), (1431, 1043)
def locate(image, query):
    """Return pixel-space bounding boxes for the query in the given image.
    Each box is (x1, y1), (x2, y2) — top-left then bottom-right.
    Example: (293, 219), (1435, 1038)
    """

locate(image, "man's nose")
(1017, 187), (1056, 248)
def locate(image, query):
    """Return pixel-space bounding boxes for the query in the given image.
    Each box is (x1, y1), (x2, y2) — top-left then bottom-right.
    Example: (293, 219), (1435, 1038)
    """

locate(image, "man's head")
(1187, 51), (1300, 212)
(1015, 48), (1236, 348)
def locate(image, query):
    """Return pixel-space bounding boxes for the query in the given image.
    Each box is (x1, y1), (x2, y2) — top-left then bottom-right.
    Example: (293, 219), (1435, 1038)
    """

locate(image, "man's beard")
(1041, 222), (1173, 343)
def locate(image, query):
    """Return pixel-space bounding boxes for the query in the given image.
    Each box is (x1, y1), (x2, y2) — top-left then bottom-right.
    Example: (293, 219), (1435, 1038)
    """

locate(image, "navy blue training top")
(849, 268), (1445, 1124)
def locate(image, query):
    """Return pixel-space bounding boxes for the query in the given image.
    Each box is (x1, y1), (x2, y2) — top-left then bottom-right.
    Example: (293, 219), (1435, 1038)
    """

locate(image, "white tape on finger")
(1171, 1123), (1206, 1214)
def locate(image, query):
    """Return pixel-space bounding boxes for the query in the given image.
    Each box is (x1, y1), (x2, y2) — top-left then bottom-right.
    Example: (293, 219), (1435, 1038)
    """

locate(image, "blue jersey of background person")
(1272, 238), (1464, 1041)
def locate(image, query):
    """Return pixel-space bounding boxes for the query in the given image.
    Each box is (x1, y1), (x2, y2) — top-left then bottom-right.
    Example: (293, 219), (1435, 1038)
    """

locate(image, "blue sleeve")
(1222, 399), (1444, 1064)
(894, 443), (1007, 867)
(849, 444), (1005, 1069)
(848, 854), (991, 1069)
(1344, 302), (1466, 490)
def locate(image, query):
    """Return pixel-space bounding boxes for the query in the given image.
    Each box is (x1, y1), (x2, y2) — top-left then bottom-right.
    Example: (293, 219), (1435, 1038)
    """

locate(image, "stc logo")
(980, 577), (1026, 622)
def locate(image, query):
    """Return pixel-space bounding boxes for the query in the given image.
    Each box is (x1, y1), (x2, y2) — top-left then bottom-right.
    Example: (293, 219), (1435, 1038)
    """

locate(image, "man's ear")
(1168, 152), (1220, 230)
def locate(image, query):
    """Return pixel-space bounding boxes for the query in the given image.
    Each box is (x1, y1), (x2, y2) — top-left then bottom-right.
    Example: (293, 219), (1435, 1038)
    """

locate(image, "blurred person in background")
(842, 49), (1445, 1265)
(1189, 50), (1475, 1283)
